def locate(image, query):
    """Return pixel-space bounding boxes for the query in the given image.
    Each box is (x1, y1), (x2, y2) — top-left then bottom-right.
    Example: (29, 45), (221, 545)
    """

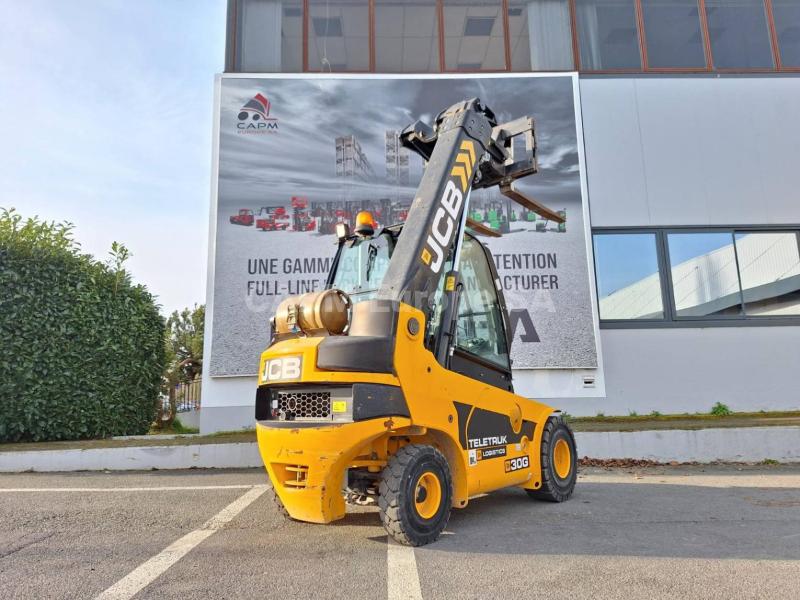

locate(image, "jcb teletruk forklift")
(255, 99), (577, 546)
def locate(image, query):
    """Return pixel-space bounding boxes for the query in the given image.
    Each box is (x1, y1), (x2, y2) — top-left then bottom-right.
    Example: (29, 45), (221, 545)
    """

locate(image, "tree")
(164, 304), (204, 383)
(158, 304), (205, 427)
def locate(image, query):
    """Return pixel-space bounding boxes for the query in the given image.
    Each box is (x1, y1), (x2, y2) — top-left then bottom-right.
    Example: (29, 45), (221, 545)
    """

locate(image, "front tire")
(379, 444), (452, 546)
(527, 415), (577, 502)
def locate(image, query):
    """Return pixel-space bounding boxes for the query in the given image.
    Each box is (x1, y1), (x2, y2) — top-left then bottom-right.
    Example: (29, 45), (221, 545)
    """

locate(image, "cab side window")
(455, 238), (510, 370)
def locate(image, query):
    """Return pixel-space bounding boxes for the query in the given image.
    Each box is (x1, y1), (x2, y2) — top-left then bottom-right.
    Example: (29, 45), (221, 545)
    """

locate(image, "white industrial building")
(201, 0), (800, 432)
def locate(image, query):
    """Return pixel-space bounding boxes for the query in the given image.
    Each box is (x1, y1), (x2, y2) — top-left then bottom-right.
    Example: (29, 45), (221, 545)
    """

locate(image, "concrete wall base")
(1, 427), (798, 472)
(577, 426), (800, 463)
(200, 405), (253, 434)
(177, 409), (201, 429)
(0, 443), (262, 473)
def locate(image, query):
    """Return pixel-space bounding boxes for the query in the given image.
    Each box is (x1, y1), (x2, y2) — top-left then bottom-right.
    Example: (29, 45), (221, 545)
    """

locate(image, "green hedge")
(0, 210), (165, 442)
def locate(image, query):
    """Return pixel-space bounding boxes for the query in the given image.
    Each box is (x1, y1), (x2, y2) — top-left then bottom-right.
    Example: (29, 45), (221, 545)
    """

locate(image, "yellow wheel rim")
(414, 471), (442, 520)
(553, 438), (572, 479)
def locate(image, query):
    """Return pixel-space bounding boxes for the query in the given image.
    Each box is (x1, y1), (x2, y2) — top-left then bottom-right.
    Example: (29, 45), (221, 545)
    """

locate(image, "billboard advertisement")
(208, 73), (597, 377)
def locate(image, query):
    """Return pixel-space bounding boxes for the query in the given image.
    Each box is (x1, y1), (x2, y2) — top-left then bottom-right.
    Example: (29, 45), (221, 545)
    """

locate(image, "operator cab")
(327, 219), (513, 392)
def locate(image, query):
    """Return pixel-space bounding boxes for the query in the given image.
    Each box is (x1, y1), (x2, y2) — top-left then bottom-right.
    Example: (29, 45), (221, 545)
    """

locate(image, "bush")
(0, 209), (165, 442)
(710, 402), (732, 416)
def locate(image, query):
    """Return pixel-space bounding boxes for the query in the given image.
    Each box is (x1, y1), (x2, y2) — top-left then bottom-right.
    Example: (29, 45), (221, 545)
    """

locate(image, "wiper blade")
(366, 243), (378, 281)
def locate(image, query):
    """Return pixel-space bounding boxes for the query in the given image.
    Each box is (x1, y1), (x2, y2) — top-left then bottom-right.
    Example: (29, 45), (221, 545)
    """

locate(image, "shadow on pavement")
(430, 480), (800, 560)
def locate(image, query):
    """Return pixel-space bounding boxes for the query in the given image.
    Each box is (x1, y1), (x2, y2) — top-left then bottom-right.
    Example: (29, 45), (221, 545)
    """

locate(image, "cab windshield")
(331, 232), (394, 301)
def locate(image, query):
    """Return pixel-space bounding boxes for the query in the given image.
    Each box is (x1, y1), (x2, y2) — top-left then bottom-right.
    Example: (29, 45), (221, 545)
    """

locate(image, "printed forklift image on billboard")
(254, 98), (577, 546)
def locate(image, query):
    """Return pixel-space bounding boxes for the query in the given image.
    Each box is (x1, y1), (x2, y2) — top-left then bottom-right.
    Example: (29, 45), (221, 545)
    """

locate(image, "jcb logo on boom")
(420, 140), (476, 274)
(261, 355), (302, 382)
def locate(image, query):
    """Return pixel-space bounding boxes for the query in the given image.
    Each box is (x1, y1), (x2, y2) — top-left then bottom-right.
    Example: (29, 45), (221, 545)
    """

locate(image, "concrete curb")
(1, 427), (798, 472)
(0, 443), (262, 473)
(576, 426), (800, 463)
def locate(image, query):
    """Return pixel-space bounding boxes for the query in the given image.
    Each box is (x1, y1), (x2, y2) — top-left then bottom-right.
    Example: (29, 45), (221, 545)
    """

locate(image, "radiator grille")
(276, 390), (331, 420)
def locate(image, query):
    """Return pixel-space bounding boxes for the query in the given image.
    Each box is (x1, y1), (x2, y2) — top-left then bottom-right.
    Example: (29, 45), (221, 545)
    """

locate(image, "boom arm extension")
(377, 99), (493, 308)
(377, 98), (563, 314)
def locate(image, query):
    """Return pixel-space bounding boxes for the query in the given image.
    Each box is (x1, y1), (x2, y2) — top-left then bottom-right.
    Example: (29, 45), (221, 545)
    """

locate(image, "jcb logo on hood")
(262, 355), (302, 382)
(420, 140), (476, 273)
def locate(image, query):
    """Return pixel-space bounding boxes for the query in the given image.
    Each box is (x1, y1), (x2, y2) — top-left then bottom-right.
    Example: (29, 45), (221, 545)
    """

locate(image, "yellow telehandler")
(254, 98), (577, 546)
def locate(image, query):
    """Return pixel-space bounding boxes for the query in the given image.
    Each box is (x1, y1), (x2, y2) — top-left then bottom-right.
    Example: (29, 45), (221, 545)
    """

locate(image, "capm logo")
(236, 93), (278, 134)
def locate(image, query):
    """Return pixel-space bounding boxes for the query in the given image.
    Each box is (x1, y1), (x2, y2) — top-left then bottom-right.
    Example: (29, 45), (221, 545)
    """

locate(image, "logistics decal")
(455, 402), (535, 465)
(237, 93), (278, 134)
(468, 436), (508, 463)
(420, 140), (476, 273)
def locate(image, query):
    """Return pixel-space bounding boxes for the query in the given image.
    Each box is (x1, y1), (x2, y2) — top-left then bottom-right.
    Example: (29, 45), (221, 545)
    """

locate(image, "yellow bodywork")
(256, 303), (556, 524)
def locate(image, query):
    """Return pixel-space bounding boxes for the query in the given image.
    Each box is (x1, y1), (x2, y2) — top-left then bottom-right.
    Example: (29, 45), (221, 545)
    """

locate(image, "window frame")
(441, 0), (510, 73)
(592, 228), (671, 326)
(768, 0), (800, 71)
(226, 0), (796, 74)
(593, 225), (800, 329)
(573, 0), (646, 73)
(663, 229), (746, 322)
(453, 233), (513, 372)
(637, 0), (712, 72)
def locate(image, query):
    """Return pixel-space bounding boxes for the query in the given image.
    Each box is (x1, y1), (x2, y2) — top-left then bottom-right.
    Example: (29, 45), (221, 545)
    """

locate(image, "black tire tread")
(378, 444), (452, 546)
(527, 415), (577, 502)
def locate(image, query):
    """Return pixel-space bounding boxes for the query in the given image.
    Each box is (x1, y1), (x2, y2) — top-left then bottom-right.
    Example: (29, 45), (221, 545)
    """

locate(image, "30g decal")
(504, 455), (529, 473)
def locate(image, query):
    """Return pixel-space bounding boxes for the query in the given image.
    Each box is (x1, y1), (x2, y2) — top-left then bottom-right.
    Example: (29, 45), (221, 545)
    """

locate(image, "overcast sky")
(0, 1), (226, 315)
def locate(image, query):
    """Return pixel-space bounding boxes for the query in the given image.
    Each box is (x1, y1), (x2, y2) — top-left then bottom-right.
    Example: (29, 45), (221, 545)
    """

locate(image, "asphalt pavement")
(1, 465), (799, 599)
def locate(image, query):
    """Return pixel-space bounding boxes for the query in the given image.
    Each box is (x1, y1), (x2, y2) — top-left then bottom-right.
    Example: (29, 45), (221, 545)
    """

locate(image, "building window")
(641, 0), (708, 69)
(236, 0), (303, 72)
(666, 232), (742, 317)
(508, 0), (575, 71)
(308, 0), (370, 71)
(575, 0), (643, 70)
(705, 0), (774, 69)
(593, 233), (665, 320)
(375, 0), (440, 72)
(734, 232), (800, 316)
(773, 0), (800, 68)
(228, 0), (793, 73)
(442, 0), (507, 70)
(594, 228), (800, 327)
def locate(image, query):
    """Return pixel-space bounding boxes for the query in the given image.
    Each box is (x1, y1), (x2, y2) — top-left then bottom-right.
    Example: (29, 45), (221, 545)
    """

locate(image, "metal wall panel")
(596, 326), (800, 414)
(580, 76), (800, 227)
(577, 78), (651, 225)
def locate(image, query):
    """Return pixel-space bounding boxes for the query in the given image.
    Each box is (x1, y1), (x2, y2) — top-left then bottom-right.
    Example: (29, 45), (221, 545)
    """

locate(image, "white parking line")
(578, 473), (800, 488)
(0, 485), (259, 493)
(387, 538), (423, 600)
(95, 485), (268, 600)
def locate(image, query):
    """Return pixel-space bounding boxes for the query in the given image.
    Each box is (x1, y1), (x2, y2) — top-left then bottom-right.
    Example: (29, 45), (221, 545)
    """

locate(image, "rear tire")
(527, 415), (577, 502)
(379, 444), (452, 546)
